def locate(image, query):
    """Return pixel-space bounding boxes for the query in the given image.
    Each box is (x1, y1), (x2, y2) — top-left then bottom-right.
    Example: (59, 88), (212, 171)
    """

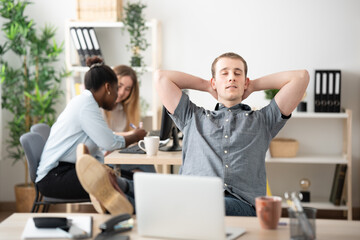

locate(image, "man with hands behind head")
(155, 52), (309, 216)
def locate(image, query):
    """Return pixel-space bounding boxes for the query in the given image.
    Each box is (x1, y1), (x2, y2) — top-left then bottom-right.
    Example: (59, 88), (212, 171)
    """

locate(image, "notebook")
(21, 216), (92, 239)
(134, 173), (246, 240)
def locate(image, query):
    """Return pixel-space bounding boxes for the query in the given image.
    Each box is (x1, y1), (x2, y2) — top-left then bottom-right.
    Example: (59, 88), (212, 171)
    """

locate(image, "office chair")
(30, 123), (51, 141)
(19, 132), (90, 212)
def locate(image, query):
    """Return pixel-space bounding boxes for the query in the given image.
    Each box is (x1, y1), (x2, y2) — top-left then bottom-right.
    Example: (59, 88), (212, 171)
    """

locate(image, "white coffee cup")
(138, 136), (160, 156)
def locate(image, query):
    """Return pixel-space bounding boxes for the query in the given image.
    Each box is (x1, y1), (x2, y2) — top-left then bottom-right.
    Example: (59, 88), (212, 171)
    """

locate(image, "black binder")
(76, 28), (91, 63)
(333, 70), (341, 112)
(314, 71), (322, 112)
(314, 70), (341, 113)
(88, 27), (103, 60)
(70, 27), (86, 66)
(82, 28), (97, 57)
(320, 71), (328, 112)
(327, 71), (335, 112)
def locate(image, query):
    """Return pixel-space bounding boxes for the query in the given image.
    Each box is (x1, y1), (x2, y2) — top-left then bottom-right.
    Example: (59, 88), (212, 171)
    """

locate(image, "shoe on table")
(76, 155), (133, 215)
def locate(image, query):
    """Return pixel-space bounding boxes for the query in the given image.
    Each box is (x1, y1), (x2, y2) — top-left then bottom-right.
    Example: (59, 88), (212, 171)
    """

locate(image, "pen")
(130, 123), (137, 129)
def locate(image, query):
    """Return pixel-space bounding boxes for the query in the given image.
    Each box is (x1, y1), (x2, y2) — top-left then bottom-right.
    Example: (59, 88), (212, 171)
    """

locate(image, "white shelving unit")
(64, 19), (162, 130)
(266, 109), (352, 220)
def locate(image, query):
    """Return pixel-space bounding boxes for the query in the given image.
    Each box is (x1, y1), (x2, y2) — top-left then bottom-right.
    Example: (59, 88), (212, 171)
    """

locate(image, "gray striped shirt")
(170, 92), (289, 207)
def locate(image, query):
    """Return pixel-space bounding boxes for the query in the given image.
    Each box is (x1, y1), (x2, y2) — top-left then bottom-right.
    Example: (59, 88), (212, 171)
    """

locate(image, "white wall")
(1, 0), (359, 207)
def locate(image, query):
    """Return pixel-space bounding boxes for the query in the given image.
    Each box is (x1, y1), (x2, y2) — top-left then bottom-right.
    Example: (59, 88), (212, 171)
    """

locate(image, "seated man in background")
(76, 52), (309, 216)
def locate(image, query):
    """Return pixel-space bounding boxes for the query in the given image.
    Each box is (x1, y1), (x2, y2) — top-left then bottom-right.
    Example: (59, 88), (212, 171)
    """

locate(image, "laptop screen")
(134, 173), (226, 240)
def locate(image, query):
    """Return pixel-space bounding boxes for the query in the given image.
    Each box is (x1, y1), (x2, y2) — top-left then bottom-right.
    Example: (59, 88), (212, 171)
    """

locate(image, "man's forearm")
(155, 70), (213, 114)
(251, 70), (307, 91)
(156, 70), (210, 91)
(250, 70), (309, 116)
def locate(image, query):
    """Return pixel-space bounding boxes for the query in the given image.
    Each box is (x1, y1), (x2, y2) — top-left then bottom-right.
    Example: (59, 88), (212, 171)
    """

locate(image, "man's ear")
(244, 77), (250, 89)
(210, 78), (216, 90)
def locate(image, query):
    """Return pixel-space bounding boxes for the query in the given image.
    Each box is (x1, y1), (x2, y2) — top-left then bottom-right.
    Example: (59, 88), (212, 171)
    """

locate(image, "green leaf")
(0, 0), (65, 172)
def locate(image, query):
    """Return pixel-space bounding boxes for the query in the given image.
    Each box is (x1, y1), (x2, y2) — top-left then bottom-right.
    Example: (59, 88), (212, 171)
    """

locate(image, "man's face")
(211, 57), (248, 106)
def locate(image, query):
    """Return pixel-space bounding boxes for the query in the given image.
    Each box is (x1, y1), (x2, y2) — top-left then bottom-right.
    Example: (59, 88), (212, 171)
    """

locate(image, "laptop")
(134, 173), (246, 240)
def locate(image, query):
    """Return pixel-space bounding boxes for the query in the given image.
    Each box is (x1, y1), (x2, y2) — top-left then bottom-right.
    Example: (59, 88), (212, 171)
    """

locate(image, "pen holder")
(288, 207), (317, 240)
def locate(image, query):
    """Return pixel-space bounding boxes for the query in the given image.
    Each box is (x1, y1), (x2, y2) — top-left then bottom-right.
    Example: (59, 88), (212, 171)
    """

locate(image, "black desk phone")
(95, 213), (133, 240)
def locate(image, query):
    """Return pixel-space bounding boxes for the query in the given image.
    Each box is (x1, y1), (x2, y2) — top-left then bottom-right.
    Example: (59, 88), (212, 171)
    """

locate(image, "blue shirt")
(36, 90), (126, 182)
(170, 93), (289, 206)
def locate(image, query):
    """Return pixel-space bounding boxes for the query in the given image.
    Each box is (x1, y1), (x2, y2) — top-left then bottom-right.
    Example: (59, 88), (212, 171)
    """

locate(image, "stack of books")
(70, 27), (103, 66)
(314, 70), (341, 112)
(329, 164), (347, 206)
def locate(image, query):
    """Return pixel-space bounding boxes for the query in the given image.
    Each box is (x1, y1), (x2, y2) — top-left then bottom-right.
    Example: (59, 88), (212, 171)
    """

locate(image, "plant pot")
(14, 184), (35, 212)
(131, 56), (141, 67)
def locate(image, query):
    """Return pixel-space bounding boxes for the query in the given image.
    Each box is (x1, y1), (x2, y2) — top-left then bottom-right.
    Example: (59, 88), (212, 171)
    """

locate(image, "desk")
(104, 150), (182, 174)
(1, 213), (359, 240)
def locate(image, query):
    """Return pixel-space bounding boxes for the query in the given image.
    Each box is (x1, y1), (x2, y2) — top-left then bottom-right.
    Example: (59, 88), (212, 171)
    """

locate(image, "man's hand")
(208, 79), (218, 100)
(242, 79), (254, 101)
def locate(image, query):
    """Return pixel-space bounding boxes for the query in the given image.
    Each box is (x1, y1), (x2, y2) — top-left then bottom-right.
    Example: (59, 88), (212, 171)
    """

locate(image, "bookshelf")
(266, 109), (352, 220)
(64, 19), (162, 130)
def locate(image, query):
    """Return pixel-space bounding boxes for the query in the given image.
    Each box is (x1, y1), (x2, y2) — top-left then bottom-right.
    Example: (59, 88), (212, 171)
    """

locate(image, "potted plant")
(264, 89), (279, 100)
(0, 0), (67, 212)
(123, 1), (149, 67)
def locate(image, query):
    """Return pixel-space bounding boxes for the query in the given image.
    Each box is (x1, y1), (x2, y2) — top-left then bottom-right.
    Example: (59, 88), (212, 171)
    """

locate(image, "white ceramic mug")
(138, 136), (160, 156)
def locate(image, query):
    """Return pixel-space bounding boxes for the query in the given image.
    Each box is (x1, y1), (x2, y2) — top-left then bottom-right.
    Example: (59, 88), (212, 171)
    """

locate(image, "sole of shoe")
(76, 155), (133, 215)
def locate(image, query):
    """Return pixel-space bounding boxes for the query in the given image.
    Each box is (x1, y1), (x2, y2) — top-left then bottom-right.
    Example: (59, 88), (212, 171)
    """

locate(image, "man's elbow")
(154, 69), (166, 90)
(298, 69), (310, 86)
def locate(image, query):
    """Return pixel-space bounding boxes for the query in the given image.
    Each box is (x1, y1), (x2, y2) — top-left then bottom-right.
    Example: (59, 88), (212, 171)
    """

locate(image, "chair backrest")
(30, 123), (51, 141)
(19, 132), (46, 183)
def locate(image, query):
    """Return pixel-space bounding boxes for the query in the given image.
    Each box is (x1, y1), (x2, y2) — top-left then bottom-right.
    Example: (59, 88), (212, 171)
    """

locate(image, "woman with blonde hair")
(103, 65), (140, 132)
(103, 65), (155, 178)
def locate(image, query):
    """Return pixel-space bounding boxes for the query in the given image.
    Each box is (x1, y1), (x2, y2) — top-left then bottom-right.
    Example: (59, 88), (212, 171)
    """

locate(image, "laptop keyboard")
(119, 144), (146, 154)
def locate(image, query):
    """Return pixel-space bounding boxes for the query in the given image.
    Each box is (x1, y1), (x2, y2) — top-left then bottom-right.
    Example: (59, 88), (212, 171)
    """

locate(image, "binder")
(334, 164), (347, 206)
(82, 28), (96, 57)
(333, 70), (341, 112)
(320, 71), (328, 112)
(327, 71), (335, 112)
(314, 70), (341, 113)
(70, 27), (86, 66)
(329, 164), (340, 203)
(88, 27), (103, 60)
(76, 28), (91, 63)
(314, 71), (321, 112)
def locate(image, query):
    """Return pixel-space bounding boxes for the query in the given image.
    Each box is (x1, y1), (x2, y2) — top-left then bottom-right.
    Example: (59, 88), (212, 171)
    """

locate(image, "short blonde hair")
(211, 52), (248, 78)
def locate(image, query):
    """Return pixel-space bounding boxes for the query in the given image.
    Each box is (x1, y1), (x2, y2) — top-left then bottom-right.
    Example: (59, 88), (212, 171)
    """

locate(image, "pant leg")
(121, 164), (156, 173)
(224, 194), (256, 216)
(118, 179), (135, 213)
(37, 162), (89, 199)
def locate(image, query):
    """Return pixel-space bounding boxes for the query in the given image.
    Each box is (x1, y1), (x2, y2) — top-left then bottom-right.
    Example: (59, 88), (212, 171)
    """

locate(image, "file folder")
(314, 70), (341, 113)
(314, 71), (321, 112)
(320, 71), (327, 112)
(82, 28), (96, 57)
(327, 71), (335, 112)
(88, 28), (103, 60)
(76, 28), (91, 63)
(70, 27), (86, 66)
(334, 70), (341, 112)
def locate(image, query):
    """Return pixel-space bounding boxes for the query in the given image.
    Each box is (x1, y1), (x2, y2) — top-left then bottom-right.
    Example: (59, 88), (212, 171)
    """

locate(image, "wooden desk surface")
(105, 149), (182, 174)
(105, 149), (182, 165)
(1, 213), (359, 240)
